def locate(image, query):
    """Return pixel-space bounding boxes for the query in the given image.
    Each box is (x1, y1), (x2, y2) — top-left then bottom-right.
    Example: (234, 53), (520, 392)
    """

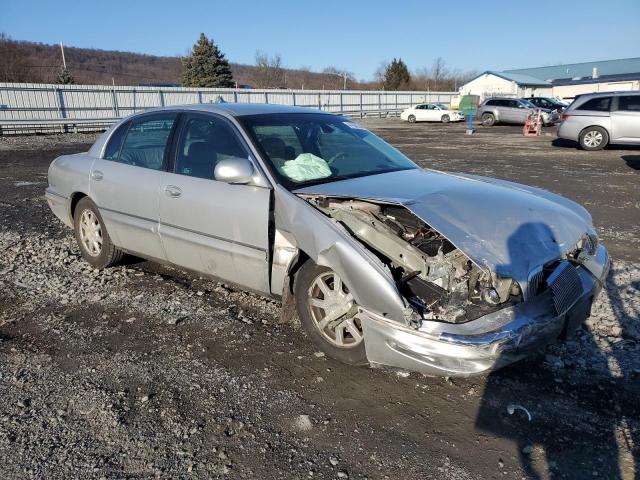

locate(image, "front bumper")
(361, 245), (609, 377)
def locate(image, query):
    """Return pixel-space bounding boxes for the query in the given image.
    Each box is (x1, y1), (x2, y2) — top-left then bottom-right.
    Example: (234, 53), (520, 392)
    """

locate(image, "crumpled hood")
(294, 168), (595, 284)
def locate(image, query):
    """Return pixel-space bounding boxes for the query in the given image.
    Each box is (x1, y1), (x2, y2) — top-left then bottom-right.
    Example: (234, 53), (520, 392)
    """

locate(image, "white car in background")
(401, 103), (464, 123)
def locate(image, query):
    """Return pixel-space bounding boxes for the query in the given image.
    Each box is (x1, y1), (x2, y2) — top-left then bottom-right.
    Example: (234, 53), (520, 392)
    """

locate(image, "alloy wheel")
(307, 271), (363, 348)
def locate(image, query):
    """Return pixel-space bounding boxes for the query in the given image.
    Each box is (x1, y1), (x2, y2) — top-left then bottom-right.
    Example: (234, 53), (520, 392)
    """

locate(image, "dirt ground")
(0, 120), (638, 479)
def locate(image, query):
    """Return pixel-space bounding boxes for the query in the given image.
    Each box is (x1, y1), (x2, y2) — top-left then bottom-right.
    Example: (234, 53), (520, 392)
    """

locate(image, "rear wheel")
(482, 113), (496, 126)
(579, 126), (608, 150)
(73, 197), (125, 268)
(408, 114), (416, 123)
(294, 262), (368, 366)
(441, 114), (450, 123)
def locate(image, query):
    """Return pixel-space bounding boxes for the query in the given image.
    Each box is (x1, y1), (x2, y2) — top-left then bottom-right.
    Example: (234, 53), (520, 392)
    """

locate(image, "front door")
(90, 112), (178, 260)
(158, 112), (272, 293)
(611, 95), (640, 142)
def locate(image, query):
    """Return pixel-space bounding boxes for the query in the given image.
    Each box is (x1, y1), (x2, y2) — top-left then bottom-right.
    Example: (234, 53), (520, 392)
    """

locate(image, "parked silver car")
(557, 91), (640, 150)
(478, 97), (559, 126)
(46, 104), (609, 377)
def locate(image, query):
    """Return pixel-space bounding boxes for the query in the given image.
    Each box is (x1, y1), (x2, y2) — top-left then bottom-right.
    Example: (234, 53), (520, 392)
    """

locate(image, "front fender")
(273, 186), (408, 322)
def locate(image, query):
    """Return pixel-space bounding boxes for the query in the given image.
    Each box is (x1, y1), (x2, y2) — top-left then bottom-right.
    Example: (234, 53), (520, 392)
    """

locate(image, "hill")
(0, 36), (372, 90)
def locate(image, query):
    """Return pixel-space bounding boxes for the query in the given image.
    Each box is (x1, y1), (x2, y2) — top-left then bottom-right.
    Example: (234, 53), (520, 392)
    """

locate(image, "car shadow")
(551, 138), (577, 149)
(474, 222), (638, 479)
(622, 155), (640, 171)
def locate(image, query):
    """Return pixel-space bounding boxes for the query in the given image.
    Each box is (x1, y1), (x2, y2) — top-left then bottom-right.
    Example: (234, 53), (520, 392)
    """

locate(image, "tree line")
(0, 32), (476, 91)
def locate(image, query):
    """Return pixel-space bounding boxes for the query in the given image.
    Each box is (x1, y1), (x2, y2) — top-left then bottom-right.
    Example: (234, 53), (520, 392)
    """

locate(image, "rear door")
(90, 112), (177, 260)
(158, 112), (272, 293)
(610, 95), (640, 142)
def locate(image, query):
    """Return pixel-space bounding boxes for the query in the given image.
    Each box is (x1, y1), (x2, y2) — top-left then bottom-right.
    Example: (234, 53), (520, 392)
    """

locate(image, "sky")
(1, 0), (639, 81)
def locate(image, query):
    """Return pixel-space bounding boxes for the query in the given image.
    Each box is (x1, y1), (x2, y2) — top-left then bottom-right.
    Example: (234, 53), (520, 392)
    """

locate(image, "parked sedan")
(478, 98), (559, 126)
(400, 103), (464, 123)
(46, 104), (609, 377)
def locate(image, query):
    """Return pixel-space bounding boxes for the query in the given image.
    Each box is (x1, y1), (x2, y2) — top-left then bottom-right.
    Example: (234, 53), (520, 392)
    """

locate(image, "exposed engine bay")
(304, 196), (523, 324)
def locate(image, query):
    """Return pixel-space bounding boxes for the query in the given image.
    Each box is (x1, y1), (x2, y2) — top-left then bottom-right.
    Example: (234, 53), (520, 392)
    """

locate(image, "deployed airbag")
(280, 153), (332, 182)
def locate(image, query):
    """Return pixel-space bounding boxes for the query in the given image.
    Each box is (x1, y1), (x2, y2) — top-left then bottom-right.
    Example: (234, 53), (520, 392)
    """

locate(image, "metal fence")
(0, 82), (457, 134)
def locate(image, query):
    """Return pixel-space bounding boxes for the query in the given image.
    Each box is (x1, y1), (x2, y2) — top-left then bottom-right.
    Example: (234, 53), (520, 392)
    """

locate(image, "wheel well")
(580, 125), (609, 137)
(69, 192), (87, 219)
(286, 250), (310, 294)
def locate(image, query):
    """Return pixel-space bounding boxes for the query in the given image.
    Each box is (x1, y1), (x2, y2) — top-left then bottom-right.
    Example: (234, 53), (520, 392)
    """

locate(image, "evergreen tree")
(56, 66), (75, 84)
(383, 58), (411, 91)
(182, 33), (234, 88)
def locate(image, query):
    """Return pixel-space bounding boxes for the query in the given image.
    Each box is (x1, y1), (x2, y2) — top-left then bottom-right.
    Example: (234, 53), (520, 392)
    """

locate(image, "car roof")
(576, 91), (640, 98)
(128, 102), (328, 118)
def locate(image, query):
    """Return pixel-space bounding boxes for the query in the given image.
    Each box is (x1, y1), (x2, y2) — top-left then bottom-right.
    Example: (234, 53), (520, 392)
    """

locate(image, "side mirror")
(214, 157), (255, 184)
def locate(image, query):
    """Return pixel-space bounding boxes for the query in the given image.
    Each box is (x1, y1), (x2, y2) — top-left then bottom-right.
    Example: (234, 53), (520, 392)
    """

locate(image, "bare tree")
(321, 66), (355, 89)
(430, 57), (449, 91)
(0, 33), (31, 82)
(373, 60), (390, 89)
(252, 51), (285, 88)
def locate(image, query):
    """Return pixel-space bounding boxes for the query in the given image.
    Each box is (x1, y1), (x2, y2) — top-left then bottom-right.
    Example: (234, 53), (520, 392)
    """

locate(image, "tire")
(73, 197), (125, 268)
(441, 114), (450, 124)
(482, 113), (496, 126)
(294, 261), (368, 366)
(408, 114), (416, 123)
(579, 126), (608, 151)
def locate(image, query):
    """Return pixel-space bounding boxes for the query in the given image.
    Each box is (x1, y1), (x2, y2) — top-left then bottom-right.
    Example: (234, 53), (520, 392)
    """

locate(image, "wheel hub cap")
(308, 272), (363, 348)
(79, 209), (103, 257)
(584, 131), (602, 147)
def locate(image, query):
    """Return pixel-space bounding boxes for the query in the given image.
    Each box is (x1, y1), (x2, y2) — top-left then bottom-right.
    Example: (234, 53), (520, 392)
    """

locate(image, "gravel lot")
(0, 120), (638, 479)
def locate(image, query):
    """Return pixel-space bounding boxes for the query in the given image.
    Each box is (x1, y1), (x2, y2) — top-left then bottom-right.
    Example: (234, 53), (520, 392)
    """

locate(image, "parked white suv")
(557, 92), (640, 150)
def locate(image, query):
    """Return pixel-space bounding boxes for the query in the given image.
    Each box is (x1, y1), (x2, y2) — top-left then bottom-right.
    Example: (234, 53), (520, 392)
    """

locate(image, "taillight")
(561, 113), (571, 121)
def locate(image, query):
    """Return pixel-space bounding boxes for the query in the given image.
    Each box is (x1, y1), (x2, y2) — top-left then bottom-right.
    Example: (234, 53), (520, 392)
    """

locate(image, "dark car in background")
(525, 96), (569, 112)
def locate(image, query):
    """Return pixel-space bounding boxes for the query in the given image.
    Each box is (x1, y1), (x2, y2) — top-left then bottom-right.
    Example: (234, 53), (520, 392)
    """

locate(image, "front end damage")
(302, 195), (610, 377)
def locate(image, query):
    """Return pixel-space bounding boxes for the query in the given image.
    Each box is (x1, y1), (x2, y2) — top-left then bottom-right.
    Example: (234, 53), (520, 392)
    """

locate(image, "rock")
(329, 456), (338, 466)
(293, 414), (313, 432)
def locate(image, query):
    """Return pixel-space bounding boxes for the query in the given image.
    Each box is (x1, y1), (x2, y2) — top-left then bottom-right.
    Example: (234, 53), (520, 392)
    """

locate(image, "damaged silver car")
(46, 104), (609, 376)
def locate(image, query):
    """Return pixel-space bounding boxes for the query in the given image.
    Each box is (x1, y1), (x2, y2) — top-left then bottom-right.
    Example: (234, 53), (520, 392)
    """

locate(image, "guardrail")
(0, 83), (456, 135)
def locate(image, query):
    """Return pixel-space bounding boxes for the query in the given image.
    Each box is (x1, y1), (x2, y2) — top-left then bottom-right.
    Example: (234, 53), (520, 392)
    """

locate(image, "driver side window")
(174, 114), (248, 181)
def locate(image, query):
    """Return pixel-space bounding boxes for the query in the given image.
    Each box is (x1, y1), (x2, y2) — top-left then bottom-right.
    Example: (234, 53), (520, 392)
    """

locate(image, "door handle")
(91, 170), (103, 181)
(164, 185), (182, 198)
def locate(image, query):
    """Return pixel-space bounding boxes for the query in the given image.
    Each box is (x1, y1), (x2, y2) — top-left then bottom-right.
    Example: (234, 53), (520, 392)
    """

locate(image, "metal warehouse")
(459, 57), (640, 101)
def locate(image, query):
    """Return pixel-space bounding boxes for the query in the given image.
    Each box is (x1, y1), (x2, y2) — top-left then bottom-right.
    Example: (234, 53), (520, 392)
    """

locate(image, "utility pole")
(60, 42), (66, 68)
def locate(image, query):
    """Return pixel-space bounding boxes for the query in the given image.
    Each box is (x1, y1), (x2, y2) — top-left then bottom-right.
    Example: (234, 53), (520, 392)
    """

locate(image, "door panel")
(611, 111), (640, 141)
(91, 159), (166, 259)
(90, 113), (177, 260)
(158, 112), (271, 293)
(611, 96), (640, 141)
(159, 175), (271, 292)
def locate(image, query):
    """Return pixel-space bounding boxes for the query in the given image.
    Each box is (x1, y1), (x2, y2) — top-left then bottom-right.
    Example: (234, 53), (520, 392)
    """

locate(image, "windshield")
(435, 103), (448, 110)
(240, 113), (418, 189)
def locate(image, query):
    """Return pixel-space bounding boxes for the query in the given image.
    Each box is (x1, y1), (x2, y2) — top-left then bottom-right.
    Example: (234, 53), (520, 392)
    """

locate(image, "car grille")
(546, 261), (583, 315)
(528, 267), (545, 297)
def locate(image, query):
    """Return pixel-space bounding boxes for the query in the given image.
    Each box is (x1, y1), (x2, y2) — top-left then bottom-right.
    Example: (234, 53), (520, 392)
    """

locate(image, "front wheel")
(579, 126), (608, 151)
(441, 114), (450, 123)
(294, 262), (368, 366)
(73, 197), (125, 268)
(408, 114), (416, 123)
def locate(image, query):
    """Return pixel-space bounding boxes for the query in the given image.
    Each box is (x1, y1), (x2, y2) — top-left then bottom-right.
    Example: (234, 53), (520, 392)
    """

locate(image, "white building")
(459, 58), (640, 102)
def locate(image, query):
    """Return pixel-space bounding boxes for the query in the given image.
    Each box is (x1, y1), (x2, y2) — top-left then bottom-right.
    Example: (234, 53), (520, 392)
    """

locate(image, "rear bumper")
(45, 188), (73, 228)
(361, 245), (609, 377)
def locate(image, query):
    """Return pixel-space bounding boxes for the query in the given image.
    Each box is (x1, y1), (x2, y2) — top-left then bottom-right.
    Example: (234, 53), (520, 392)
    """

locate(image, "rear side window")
(118, 114), (177, 170)
(618, 95), (640, 112)
(576, 97), (611, 112)
(103, 122), (129, 160)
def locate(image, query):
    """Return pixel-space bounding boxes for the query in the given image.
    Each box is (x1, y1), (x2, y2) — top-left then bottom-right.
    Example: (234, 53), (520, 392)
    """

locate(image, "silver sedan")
(46, 104), (609, 376)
